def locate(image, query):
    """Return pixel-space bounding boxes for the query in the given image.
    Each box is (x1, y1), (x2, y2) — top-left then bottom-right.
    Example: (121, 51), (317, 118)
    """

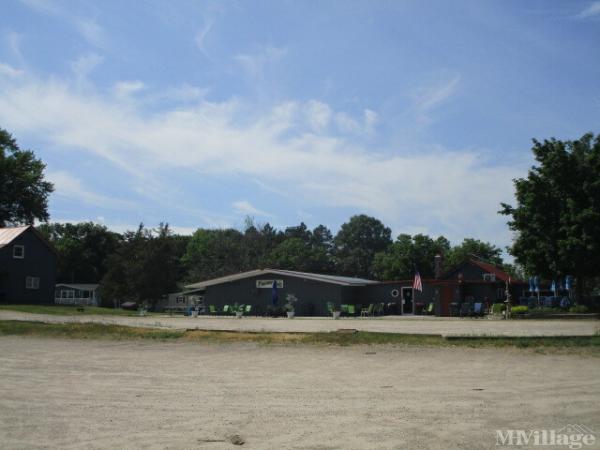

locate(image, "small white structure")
(54, 284), (100, 306)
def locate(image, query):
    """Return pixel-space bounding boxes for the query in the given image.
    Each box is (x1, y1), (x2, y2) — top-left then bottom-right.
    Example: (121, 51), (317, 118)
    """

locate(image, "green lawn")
(1, 320), (599, 353)
(0, 304), (146, 316)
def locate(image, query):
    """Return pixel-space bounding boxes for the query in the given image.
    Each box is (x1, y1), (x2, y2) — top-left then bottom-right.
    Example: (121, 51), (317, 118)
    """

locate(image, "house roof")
(440, 258), (525, 284)
(0, 225), (57, 255)
(0, 225), (30, 248)
(185, 268), (378, 290)
(55, 283), (99, 291)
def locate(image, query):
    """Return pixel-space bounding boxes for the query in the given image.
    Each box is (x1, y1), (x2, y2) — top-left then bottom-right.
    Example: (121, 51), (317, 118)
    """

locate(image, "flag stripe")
(413, 271), (423, 292)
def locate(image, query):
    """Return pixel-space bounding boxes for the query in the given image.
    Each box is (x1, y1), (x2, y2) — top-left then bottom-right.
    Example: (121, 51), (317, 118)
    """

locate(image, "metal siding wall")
(203, 274), (348, 316)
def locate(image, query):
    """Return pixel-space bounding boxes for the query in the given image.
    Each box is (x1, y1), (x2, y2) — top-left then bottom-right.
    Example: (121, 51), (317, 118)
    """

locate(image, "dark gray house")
(0, 225), (58, 304)
(184, 269), (379, 316)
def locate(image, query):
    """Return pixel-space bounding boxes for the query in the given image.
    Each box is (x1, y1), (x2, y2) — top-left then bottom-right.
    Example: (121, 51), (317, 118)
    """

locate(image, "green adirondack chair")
(347, 304), (356, 316)
(209, 305), (216, 315)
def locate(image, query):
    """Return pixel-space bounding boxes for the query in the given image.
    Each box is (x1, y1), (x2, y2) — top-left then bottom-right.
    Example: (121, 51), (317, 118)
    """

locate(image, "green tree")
(500, 132), (600, 297)
(182, 228), (246, 281)
(100, 224), (184, 308)
(37, 222), (121, 283)
(267, 237), (330, 272)
(0, 128), (54, 226)
(334, 214), (392, 278)
(372, 234), (450, 280)
(445, 238), (503, 268)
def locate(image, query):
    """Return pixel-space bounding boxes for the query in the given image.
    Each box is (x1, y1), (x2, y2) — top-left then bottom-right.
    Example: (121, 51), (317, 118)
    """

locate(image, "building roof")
(0, 225), (30, 248)
(55, 283), (100, 291)
(440, 258), (525, 284)
(0, 225), (57, 255)
(185, 268), (378, 290)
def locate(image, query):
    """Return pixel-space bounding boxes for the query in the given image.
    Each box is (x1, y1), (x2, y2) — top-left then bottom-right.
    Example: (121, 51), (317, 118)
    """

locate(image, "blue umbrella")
(529, 277), (535, 293)
(565, 275), (572, 291)
(271, 280), (278, 306)
(534, 276), (540, 293)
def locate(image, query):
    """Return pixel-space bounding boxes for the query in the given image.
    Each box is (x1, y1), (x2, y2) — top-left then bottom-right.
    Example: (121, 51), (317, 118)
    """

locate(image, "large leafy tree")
(334, 214), (392, 278)
(37, 222), (121, 283)
(500, 133), (600, 297)
(267, 237), (331, 273)
(101, 224), (184, 308)
(372, 234), (450, 280)
(182, 228), (246, 281)
(445, 238), (503, 268)
(0, 128), (54, 226)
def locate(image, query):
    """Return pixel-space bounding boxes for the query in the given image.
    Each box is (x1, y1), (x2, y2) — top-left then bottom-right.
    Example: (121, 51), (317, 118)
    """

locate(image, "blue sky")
(1, 0), (599, 253)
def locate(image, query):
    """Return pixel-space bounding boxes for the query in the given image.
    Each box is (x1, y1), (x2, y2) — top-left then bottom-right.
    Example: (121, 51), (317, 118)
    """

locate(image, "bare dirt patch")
(1, 337), (599, 449)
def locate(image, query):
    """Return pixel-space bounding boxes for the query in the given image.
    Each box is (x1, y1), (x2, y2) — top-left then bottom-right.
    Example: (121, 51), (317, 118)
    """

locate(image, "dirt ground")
(1, 337), (599, 450)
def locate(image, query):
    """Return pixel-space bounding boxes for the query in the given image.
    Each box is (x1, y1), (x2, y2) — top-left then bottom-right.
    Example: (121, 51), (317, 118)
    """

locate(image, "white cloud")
(5, 31), (24, 64)
(194, 19), (214, 56)
(234, 45), (288, 78)
(412, 74), (461, 126)
(113, 80), (145, 97)
(46, 171), (134, 209)
(70, 53), (103, 80)
(0, 62), (23, 78)
(0, 70), (521, 246)
(576, 1), (600, 18)
(20, 0), (108, 48)
(306, 100), (332, 131)
(232, 200), (273, 218)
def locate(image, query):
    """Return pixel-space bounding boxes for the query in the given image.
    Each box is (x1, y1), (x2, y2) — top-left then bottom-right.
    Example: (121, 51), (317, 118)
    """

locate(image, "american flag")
(413, 271), (423, 292)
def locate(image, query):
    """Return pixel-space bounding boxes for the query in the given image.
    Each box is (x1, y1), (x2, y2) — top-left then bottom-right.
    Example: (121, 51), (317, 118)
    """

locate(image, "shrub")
(511, 305), (529, 315)
(530, 307), (562, 314)
(492, 303), (505, 314)
(569, 305), (589, 314)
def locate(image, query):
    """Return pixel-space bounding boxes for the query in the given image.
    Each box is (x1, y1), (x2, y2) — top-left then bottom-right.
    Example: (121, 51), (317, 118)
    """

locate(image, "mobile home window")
(25, 277), (40, 290)
(13, 245), (24, 259)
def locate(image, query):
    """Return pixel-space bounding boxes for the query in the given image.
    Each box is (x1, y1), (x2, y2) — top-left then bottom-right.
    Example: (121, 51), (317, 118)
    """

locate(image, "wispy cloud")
(412, 74), (461, 126)
(20, 0), (108, 49)
(576, 1), (600, 18)
(234, 45), (288, 78)
(47, 171), (134, 210)
(0, 62), (23, 78)
(194, 19), (214, 57)
(232, 200), (273, 218)
(0, 69), (520, 245)
(70, 53), (103, 82)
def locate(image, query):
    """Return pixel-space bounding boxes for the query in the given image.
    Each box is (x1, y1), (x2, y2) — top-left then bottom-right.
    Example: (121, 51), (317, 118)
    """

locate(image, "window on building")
(81, 290), (90, 298)
(176, 296), (185, 304)
(496, 288), (505, 300)
(13, 245), (24, 259)
(25, 277), (40, 290)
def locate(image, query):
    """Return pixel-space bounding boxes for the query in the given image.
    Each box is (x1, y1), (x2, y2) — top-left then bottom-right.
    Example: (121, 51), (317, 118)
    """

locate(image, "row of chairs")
(207, 304), (253, 315)
(457, 302), (485, 317)
(326, 302), (389, 317)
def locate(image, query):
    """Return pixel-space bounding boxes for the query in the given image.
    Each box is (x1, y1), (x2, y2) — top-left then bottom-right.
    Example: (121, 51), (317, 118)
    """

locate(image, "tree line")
(37, 217), (513, 307)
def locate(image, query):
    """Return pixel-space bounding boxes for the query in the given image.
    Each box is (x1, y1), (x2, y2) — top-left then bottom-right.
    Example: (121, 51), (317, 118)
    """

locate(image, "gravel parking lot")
(1, 336), (599, 449)
(0, 310), (598, 337)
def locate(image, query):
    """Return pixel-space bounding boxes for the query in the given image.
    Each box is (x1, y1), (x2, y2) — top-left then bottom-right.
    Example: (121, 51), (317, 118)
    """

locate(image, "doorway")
(401, 287), (414, 314)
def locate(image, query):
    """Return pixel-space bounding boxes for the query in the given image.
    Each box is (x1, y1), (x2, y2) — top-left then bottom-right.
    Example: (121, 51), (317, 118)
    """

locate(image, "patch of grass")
(1, 321), (599, 353)
(0, 321), (183, 340)
(0, 304), (146, 316)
